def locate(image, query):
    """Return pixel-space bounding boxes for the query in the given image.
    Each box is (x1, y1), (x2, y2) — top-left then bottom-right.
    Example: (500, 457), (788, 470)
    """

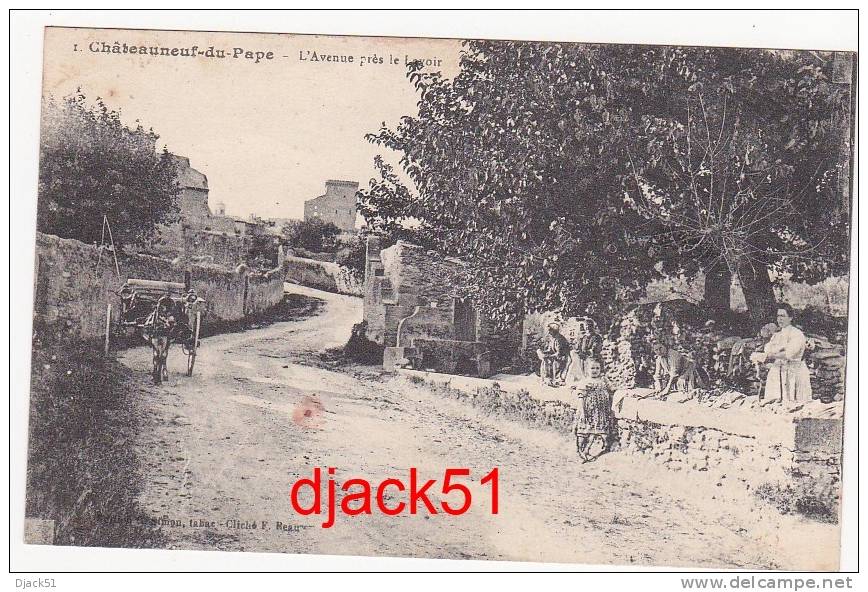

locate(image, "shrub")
(342, 321), (383, 365)
(282, 218), (341, 253)
(335, 234), (367, 278)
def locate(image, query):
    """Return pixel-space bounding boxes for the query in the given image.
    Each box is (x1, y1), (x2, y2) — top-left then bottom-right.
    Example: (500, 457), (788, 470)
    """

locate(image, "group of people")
(535, 302), (814, 463)
(535, 319), (603, 388)
(535, 321), (612, 462)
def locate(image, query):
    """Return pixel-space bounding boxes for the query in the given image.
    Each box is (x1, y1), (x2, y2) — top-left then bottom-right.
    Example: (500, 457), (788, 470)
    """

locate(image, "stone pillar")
(365, 236), (382, 282)
(277, 244), (286, 268)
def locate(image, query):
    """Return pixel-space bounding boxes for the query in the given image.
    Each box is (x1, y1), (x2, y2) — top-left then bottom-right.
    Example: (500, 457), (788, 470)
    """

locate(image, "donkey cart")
(105, 279), (205, 384)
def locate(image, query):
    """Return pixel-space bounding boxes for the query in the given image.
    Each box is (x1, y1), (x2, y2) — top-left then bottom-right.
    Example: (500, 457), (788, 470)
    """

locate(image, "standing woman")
(572, 358), (615, 462)
(576, 319), (603, 379)
(756, 303), (813, 409)
(565, 319), (602, 385)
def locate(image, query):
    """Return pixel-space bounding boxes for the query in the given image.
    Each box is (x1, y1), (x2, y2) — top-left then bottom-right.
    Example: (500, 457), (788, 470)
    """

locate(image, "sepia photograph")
(15, 13), (856, 573)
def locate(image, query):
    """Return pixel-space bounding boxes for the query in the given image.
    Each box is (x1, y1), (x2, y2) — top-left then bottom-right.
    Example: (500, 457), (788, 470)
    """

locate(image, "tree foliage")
(359, 42), (852, 327)
(620, 48), (852, 324)
(281, 218), (342, 253)
(334, 232), (369, 278)
(38, 91), (180, 250)
(360, 43), (658, 326)
(246, 233), (279, 270)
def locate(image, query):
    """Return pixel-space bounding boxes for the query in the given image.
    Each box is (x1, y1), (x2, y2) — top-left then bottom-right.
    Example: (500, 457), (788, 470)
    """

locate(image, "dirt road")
(120, 284), (838, 569)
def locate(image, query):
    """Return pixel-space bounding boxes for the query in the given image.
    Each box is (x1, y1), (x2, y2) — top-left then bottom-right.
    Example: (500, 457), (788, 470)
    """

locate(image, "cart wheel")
(186, 311), (200, 377)
(104, 303), (113, 355)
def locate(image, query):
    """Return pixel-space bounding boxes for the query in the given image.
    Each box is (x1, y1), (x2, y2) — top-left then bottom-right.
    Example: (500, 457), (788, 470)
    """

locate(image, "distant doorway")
(453, 298), (477, 342)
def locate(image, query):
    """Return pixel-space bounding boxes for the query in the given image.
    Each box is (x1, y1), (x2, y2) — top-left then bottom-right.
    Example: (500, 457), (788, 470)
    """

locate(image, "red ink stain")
(292, 395), (324, 429)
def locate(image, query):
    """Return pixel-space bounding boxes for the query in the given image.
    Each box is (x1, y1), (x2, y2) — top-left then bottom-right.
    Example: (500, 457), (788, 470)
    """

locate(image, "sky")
(41, 27), (463, 221)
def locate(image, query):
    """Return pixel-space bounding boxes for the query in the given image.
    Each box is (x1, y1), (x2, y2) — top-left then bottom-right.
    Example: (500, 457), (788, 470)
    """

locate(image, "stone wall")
(141, 156), (253, 266)
(808, 341), (848, 402)
(400, 371), (585, 437)
(364, 239), (465, 347)
(246, 267), (286, 315)
(33, 232), (285, 344)
(147, 223), (249, 267)
(397, 304), (455, 346)
(402, 368), (844, 520)
(191, 263), (246, 322)
(283, 255), (362, 296)
(614, 392), (843, 519)
(364, 239), (522, 374)
(600, 301), (704, 389)
(478, 315), (524, 369)
(414, 339), (491, 376)
(187, 229), (249, 267)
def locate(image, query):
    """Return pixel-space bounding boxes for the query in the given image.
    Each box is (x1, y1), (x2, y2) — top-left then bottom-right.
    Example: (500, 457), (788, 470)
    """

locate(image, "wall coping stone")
(397, 369), (843, 453)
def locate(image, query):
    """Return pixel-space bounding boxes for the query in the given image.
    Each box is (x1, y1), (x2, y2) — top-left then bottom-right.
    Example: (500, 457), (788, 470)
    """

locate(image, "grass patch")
(26, 343), (166, 547)
(754, 481), (839, 524)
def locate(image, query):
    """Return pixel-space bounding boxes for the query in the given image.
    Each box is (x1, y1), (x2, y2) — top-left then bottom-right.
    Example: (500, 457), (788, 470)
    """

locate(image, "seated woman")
(572, 358), (615, 462)
(536, 323), (570, 386)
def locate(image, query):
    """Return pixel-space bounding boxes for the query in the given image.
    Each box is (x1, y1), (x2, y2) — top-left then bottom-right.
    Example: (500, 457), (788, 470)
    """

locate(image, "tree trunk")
(704, 266), (732, 319)
(737, 262), (777, 328)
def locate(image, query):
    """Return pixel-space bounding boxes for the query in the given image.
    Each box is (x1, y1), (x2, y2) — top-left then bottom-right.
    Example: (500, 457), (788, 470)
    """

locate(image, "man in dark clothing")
(536, 323), (571, 386)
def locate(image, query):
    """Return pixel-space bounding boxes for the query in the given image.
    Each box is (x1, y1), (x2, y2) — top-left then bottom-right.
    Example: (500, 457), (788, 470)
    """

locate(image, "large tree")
(360, 44), (659, 327)
(38, 91), (180, 250)
(360, 42), (853, 327)
(619, 48), (853, 325)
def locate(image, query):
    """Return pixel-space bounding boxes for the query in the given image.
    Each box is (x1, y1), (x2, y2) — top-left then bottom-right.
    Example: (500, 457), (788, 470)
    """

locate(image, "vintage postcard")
(24, 24), (855, 570)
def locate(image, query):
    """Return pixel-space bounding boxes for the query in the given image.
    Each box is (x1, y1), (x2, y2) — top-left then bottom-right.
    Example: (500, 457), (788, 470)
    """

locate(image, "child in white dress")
(572, 358), (614, 462)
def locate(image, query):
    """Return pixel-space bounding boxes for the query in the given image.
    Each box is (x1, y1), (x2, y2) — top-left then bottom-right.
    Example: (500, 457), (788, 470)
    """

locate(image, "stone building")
(170, 155), (212, 227)
(363, 237), (521, 377)
(229, 214), (266, 238)
(303, 180), (359, 231)
(145, 156), (249, 266)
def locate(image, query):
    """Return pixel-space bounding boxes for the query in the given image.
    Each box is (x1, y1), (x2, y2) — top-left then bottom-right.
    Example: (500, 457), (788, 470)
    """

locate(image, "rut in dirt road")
(121, 284), (838, 569)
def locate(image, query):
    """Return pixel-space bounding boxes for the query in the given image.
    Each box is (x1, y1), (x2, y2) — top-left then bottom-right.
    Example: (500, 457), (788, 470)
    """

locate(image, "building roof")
(304, 180), (360, 211)
(170, 155), (209, 191)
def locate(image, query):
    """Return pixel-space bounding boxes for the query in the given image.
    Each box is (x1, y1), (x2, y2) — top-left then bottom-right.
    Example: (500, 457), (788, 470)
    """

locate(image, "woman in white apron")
(565, 318), (603, 385)
(754, 303), (812, 408)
